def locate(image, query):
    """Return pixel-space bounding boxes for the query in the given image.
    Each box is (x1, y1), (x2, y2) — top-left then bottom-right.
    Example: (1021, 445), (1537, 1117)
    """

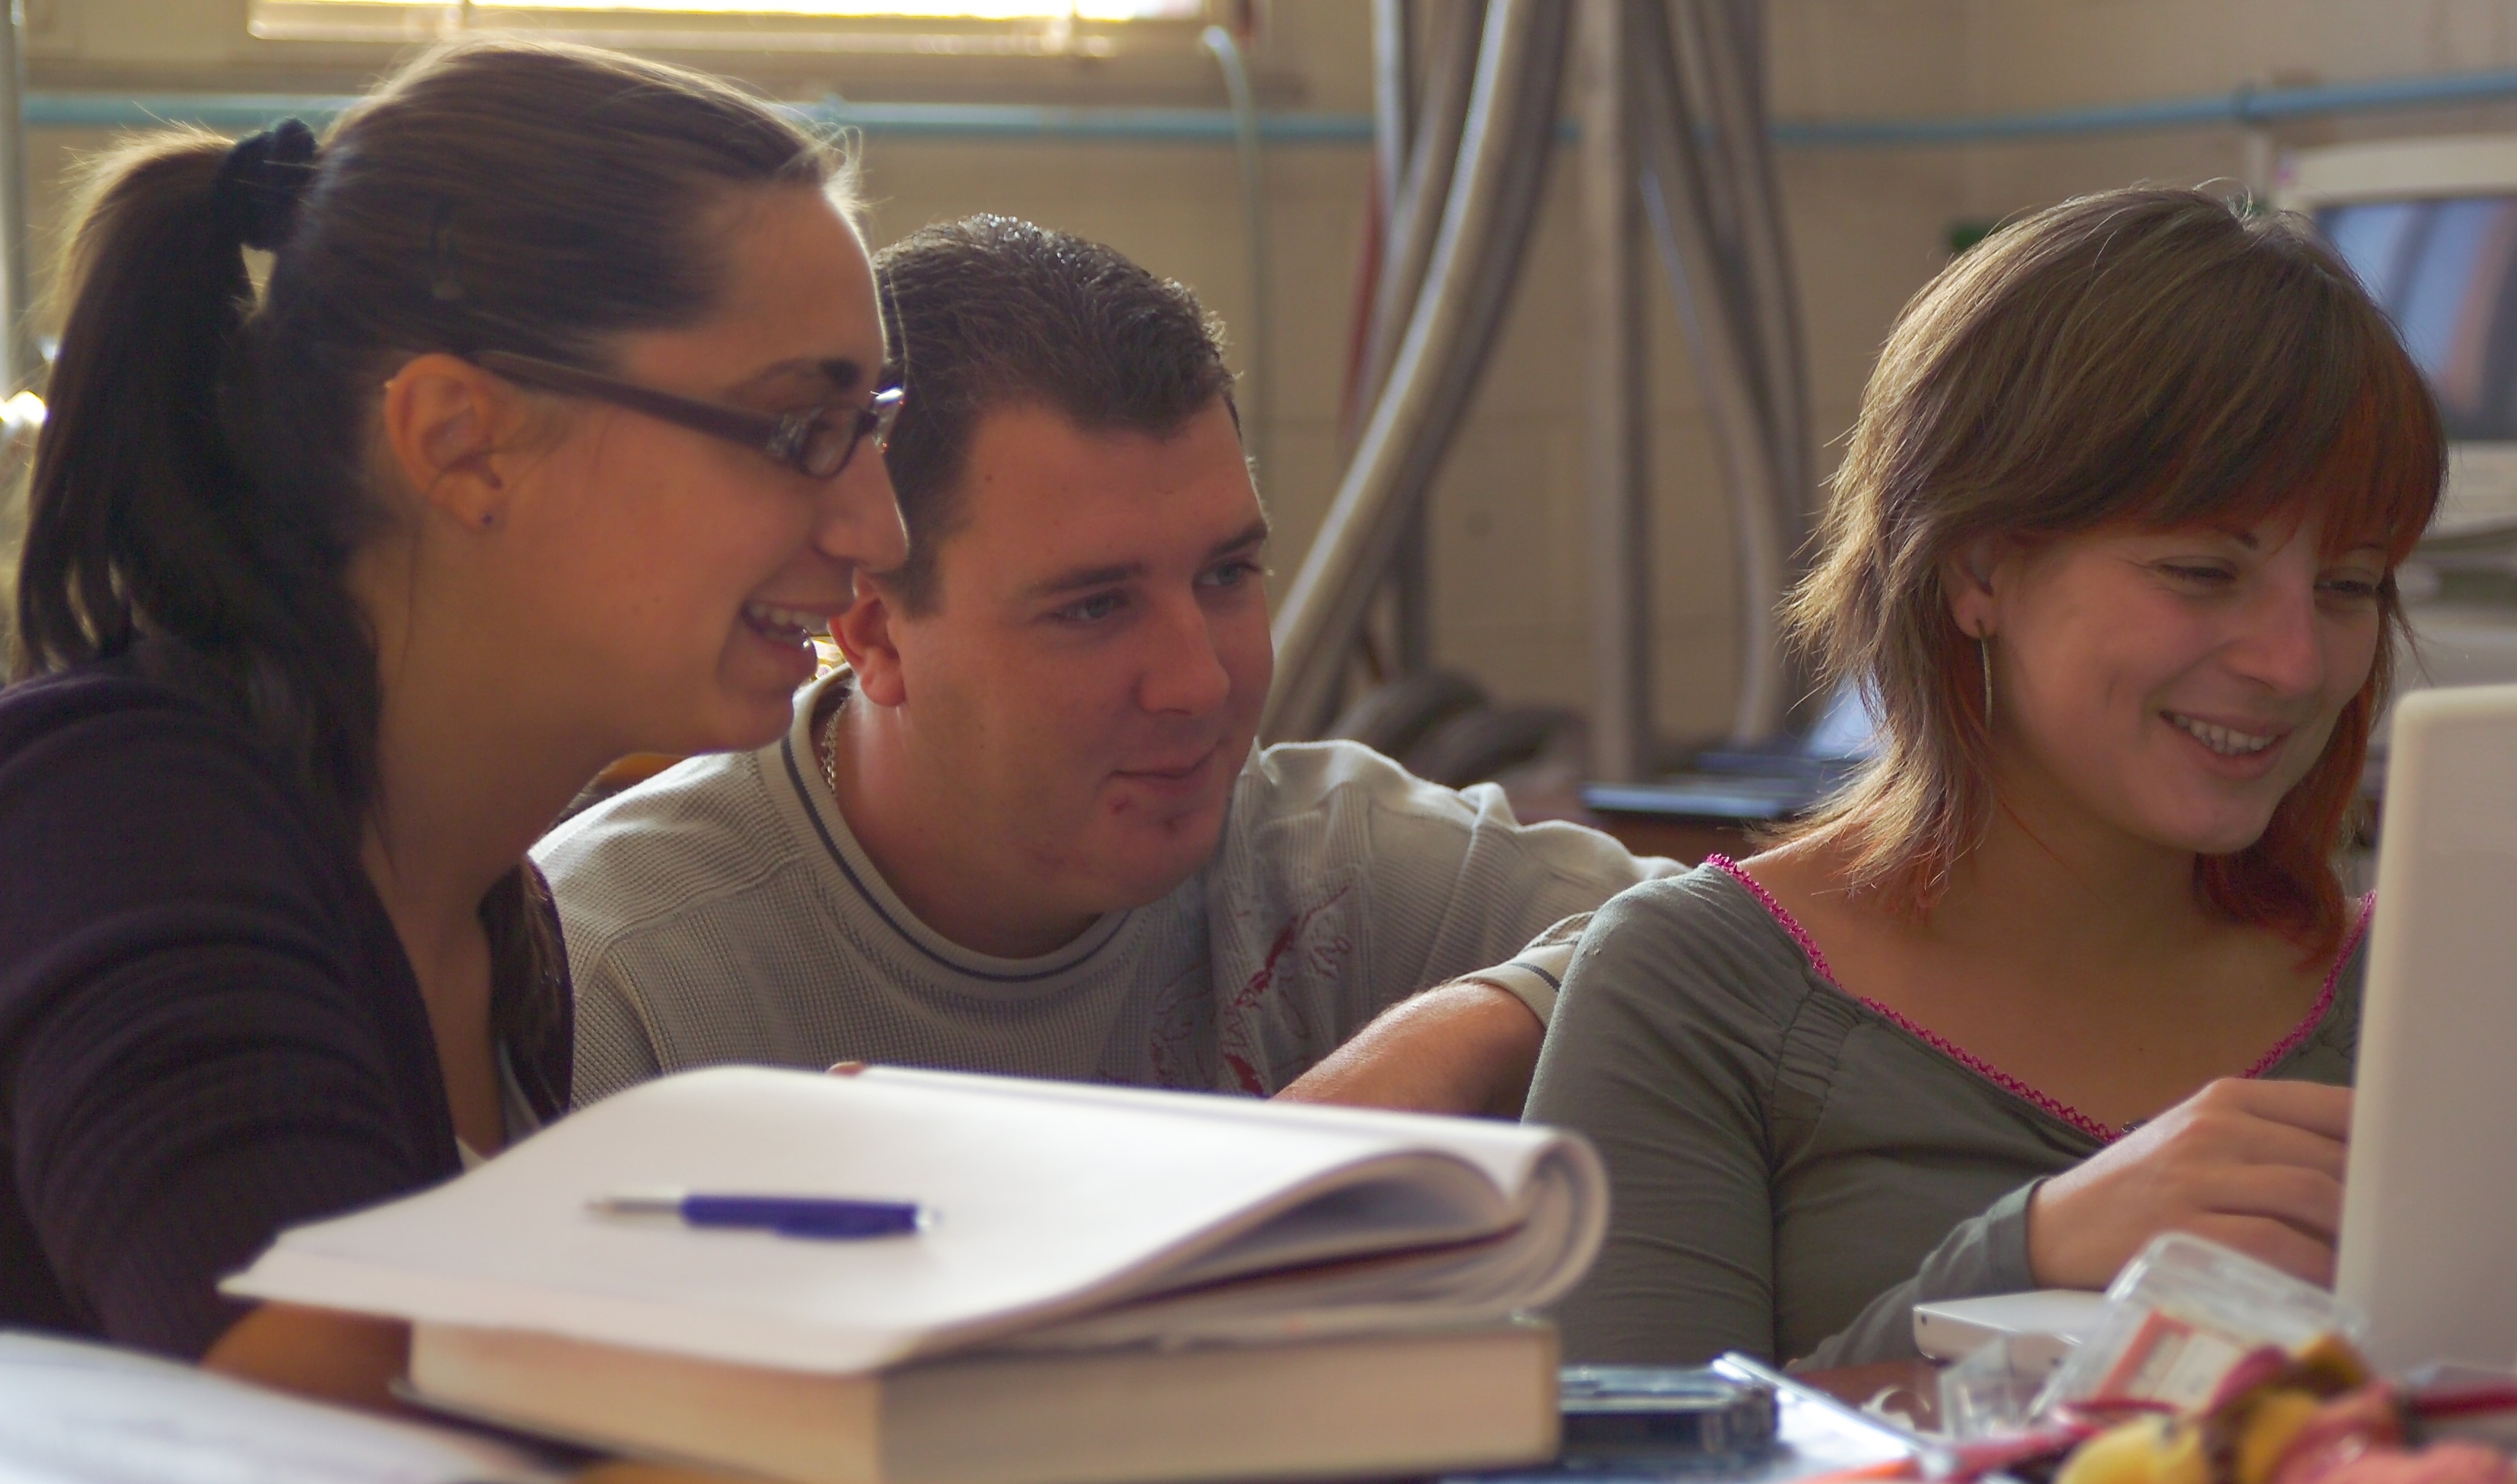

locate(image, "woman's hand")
(2028, 1078), (2351, 1290)
(202, 1302), (413, 1412)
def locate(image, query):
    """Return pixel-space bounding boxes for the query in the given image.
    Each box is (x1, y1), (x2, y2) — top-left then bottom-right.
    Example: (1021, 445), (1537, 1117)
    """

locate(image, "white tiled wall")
(19, 0), (2517, 752)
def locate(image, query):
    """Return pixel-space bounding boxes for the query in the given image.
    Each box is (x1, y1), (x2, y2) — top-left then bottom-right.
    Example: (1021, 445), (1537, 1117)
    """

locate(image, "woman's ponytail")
(13, 122), (380, 828)
(18, 132), (253, 669)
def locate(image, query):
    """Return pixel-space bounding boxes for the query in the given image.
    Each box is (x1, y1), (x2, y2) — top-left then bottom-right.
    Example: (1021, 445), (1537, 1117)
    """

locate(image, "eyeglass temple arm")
(475, 350), (782, 448)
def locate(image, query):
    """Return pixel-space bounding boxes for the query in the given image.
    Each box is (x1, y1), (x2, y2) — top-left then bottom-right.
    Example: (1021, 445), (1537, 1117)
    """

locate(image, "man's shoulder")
(1233, 738), (1488, 828)
(534, 743), (806, 959)
(1229, 738), (1667, 885)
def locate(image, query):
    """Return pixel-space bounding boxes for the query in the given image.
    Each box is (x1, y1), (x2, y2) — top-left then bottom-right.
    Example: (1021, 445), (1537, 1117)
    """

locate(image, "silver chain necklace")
(818, 696), (845, 796)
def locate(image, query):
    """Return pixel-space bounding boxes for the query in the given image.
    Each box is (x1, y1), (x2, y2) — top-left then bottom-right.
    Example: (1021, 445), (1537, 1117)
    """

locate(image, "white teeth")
(743, 603), (824, 637)
(2167, 712), (2277, 757)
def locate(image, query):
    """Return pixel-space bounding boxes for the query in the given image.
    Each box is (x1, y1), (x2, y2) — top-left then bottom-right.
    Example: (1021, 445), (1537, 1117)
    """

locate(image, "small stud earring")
(478, 510), (498, 531)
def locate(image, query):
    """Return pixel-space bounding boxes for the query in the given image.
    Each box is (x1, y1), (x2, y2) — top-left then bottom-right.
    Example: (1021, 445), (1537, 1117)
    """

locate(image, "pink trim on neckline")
(1703, 855), (2369, 1145)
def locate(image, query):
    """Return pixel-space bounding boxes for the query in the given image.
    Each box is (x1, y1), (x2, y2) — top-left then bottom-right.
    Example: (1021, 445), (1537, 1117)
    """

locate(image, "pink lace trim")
(1703, 855), (2369, 1145)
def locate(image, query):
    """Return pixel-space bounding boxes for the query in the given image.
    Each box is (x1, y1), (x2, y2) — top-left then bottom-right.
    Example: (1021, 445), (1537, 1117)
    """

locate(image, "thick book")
(411, 1317), (1557, 1484)
(226, 1065), (1608, 1483)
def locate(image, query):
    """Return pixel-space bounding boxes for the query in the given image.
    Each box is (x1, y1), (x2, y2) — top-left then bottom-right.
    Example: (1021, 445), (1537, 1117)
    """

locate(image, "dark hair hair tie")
(212, 118), (319, 253)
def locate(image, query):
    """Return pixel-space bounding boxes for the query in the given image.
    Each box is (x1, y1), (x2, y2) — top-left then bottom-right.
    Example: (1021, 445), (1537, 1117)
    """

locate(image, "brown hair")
(1785, 187), (2442, 961)
(873, 214), (1236, 613)
(9, 41), (849, 1097)
(16, 39), (844, 818)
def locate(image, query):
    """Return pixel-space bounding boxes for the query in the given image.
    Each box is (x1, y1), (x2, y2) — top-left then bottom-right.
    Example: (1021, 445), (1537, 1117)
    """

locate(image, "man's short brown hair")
(873, 215), (1238, 612)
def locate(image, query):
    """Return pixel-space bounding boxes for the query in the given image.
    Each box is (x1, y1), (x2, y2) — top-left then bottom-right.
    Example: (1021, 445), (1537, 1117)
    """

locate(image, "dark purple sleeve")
(0, 680), (441, 1357)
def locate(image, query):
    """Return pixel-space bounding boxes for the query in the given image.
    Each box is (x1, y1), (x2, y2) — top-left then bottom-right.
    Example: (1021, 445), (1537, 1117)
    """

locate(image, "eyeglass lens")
(802, 389), (903, 479)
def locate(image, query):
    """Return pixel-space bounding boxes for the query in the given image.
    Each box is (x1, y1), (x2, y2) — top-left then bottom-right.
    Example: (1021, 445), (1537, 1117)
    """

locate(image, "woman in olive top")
(0, 42), (905, 1404)
(1528, 188), (2443, 1369)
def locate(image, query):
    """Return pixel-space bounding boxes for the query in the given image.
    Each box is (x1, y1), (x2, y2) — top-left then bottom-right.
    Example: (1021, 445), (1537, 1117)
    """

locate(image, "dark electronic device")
(1557, 1366), (1779, 1460)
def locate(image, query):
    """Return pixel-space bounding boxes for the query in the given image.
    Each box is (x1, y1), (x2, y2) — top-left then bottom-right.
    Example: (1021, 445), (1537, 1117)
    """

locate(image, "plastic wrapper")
(1941, 1334), (2059, 1441)
(2039, 1234), (2369, 1415)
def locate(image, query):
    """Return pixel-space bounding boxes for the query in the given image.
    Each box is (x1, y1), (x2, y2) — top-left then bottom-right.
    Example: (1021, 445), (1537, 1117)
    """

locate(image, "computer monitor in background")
(2282, 136), (2517, 542)
(2280, 138), (2517, 791)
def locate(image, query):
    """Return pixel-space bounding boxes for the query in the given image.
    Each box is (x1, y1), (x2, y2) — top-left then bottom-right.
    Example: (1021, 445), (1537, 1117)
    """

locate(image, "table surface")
(564, 1361), (1953, 1484)
(1796, 1357), (1945, 1434)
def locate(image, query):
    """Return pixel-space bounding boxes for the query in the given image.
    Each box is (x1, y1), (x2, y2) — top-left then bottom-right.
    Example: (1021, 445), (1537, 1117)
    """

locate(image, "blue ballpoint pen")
(589, 1190), (927, 1239)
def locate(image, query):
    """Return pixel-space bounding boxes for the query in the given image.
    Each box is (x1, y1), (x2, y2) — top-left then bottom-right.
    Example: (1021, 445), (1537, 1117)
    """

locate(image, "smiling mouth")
(742, 602), (827, 645)
(2164, 710), (2284, 758)
(1117, 746), (1219, 782)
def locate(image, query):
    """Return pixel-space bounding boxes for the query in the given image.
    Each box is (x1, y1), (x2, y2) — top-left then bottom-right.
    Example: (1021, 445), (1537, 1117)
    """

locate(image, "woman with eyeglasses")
(0, 40), (905, 1404)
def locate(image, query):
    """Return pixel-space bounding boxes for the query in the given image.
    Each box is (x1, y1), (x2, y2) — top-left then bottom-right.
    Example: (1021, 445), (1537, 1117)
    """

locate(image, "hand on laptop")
(1273, 980), (1544, 1118)
(2025, 1078), (2351, 1290)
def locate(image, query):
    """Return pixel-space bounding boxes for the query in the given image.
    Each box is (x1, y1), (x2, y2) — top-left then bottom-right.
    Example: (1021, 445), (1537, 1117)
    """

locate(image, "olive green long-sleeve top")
(1524, 858), (2367, 1371)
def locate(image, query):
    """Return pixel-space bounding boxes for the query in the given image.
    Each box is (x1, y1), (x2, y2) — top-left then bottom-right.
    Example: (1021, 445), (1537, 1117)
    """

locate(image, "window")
(249, 0), (1211, 56)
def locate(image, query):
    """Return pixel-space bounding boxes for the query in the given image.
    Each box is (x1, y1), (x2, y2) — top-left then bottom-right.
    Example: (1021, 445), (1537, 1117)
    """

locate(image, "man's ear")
(378, 353), (533, 533)
(1940, 534), (2005, 639)
(832, 580), (909, 707)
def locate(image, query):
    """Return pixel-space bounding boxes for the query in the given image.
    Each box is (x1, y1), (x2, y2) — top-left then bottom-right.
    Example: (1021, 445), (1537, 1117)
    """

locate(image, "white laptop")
(1912, 1290), (2109, 1373)
(2337, 682), (2517, 1372)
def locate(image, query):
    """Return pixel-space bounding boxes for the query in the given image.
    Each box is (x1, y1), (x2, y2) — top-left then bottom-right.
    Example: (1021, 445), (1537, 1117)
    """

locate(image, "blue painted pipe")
(1771, 64), (2517, 147)
(22, 64), (2517, 147)
(15, 91), (1382, 142)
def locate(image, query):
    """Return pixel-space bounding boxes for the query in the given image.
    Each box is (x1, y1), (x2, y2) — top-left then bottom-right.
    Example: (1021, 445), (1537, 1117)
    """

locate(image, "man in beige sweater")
(538, 215), (1670, 1111)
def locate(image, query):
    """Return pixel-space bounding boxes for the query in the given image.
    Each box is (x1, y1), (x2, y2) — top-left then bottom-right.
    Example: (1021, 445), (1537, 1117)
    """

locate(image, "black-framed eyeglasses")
(475, 350), (903, 480)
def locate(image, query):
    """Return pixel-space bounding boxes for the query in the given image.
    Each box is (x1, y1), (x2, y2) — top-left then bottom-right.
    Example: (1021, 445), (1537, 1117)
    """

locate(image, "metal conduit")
(1693, 0), (1811, 544)
(1578, 0), (1651, 783)
(1359, 1), (1487, 426)
(0, 0), (31, 392)
(1369, 0), (1410, 225)
(1200, 24), (1271, 490)
(1363, 0), (1486, 678)
(1359, 0), (1417, 678)
(1630, 0), (1806, 745)
(1261, 0), (1569, 742)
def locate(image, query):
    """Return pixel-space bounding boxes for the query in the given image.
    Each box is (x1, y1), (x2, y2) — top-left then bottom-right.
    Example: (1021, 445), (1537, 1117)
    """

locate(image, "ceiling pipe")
(1630, 0), (1802, 745)
(1358, 1), (1488, 424)
(0, 0), (32, 392)
(1200, 24), (1272, 491)
(1361, 0), (1486, 679)
(1262, 0), (1569, 742)
(1688, 0), (1812, 547)
(31, 63), (2517, 146)
(1577, 0), (1652, 783)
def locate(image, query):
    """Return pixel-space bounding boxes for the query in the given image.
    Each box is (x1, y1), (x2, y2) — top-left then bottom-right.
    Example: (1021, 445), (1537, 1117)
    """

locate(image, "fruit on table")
(2265, 1385), (2405, 1484)
(2059, 1415), (2211, 1484)
(2315, 1442), (2516, 1484)
(2056, 1335), (2513, 1484)
(2236, 1391), (2328, 1484)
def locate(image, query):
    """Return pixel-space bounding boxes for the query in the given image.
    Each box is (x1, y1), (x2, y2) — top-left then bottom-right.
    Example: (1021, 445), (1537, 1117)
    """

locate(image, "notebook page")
(0, 1331), (563, 1484)
(228, 1066), (1597, 1375)
(858, 1065), (1570, 1193)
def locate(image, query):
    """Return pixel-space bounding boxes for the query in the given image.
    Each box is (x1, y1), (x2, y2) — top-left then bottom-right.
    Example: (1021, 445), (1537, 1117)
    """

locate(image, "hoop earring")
(1977, 634), (1993, 725)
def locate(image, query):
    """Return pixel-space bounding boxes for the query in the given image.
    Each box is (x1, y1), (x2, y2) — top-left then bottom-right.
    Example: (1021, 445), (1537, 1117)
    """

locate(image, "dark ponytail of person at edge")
(10, 42), (841, 1101)
(15, 120), (369, 815)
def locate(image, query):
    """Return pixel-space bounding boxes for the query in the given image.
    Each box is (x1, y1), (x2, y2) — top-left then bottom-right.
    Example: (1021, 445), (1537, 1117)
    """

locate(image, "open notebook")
(229, 1064), (1606, 1369)
(223, 1066), (1605, 1484)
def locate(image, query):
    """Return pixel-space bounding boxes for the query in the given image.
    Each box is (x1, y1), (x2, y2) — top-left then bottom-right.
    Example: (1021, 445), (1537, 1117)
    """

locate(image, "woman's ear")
(832, 580), (908, 707)
(1940, 535), (2005, 639)
(378, 353), (532, 532)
